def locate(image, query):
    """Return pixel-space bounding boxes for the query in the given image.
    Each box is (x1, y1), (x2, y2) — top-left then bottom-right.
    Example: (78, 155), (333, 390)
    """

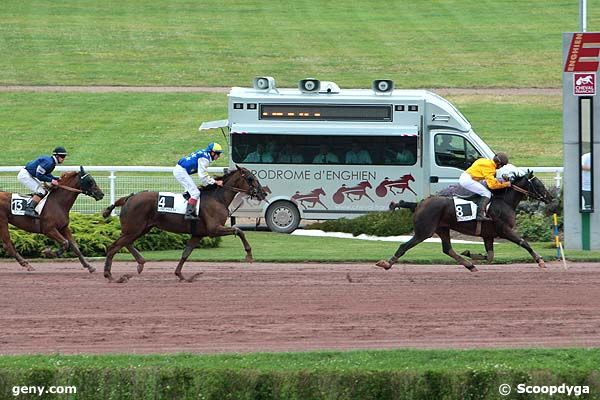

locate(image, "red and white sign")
(574, 72), (596, 95)
(564, 33), (600, 72)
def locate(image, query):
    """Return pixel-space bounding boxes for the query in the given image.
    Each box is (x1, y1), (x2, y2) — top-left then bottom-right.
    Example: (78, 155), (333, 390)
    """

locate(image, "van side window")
(232, 134), (417, 166)
(434, 134), (482, 170)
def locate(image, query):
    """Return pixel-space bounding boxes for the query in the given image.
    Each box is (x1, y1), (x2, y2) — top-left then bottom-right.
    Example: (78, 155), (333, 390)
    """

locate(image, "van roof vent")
(319, 81), (340, 94)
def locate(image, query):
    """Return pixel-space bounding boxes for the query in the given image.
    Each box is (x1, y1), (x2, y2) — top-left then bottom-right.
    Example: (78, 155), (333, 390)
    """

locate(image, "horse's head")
(78, 166), (104, 201)
(512, 171), (553, 204)
(231, 164), (267, 201)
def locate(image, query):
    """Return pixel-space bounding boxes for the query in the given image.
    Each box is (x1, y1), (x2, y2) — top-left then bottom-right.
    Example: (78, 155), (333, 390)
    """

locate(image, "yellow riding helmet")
(208, 142), (223, 154)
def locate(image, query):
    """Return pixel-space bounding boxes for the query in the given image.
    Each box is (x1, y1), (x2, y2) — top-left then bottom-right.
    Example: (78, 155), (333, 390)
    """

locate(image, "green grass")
(0, 92), (562, 166)
(113, 231), (600, 263)
(1, 0), (598, 88)
(1, 348), (599, 372)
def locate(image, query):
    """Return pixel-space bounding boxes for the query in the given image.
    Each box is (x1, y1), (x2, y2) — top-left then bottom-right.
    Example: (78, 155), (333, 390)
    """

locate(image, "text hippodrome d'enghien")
(254, 169), (377, 182)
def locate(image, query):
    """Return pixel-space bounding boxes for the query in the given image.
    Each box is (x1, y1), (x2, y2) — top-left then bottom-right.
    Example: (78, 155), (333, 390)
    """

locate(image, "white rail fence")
(0, 166), (563, 214)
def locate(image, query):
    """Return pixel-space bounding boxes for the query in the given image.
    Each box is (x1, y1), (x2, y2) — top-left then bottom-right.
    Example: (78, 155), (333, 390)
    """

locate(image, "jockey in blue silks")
(173, 142), (224, 220)
(17, 146), (68, 218)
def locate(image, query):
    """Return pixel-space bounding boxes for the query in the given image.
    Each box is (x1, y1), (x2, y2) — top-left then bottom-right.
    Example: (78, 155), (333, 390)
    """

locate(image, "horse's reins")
(511, 179), (545, 201)
(54, 183), (83, 194)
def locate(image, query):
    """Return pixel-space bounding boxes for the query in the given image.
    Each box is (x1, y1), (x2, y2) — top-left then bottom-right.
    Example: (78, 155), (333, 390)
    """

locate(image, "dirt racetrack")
(1, 260), (600, 354)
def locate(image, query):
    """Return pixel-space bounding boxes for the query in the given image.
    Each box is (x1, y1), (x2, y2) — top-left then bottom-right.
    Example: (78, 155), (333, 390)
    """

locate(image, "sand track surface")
(1, 261), (599, 354)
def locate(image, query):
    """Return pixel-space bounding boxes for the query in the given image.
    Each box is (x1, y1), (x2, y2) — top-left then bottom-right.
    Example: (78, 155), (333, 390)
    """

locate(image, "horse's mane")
(199, 168), (245, 192)
(58, 171), (79, 182)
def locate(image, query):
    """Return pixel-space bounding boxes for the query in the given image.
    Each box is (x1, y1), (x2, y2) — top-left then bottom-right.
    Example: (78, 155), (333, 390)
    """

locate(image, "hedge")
(0, 213), (220, 258)
(1, 366), (598, 399)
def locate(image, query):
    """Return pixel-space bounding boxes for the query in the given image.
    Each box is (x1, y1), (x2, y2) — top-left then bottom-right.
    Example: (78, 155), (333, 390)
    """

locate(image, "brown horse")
(0, 167), (105, 272)
(376, 171), (554, 271)
(102, 165), (267, 282)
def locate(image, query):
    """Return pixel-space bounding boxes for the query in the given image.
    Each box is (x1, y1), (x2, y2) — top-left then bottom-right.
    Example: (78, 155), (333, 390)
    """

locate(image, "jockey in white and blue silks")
(17, 146), (68, 218)
(173, 142), (224, 220)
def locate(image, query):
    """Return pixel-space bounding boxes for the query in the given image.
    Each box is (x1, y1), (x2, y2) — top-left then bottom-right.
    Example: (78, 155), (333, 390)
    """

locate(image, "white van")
(201, 77), (495, 232)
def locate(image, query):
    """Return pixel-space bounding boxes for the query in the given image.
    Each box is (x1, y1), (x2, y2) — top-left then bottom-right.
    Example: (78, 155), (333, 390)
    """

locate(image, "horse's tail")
(102, 193), (135, 218)
(389, 200), (418, 212)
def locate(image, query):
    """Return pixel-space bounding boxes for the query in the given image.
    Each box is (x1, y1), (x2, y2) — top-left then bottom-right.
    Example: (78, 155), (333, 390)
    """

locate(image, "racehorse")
(102, 165), (267, 283)
(375, 171), (554, 271)
(0, 167), (104, 272)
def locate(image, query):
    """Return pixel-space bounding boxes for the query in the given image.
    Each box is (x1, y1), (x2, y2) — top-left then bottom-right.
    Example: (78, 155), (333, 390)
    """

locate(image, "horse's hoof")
(245, 256), (254, 263)
(538, 262), (547, 269)
(466, 265), (478, 272)
(375, 260), (392, 270)
(24, 265), (35, 272)
(87, 266), (96, 273)
(41, 248), (55, 258)
(137, 264), (145, 274)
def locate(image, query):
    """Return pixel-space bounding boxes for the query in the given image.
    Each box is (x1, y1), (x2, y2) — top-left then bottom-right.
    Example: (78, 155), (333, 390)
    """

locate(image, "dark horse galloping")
(376, 171), (554, 271)
(0, 167), (105, 272)
(102, 165), (267, 282)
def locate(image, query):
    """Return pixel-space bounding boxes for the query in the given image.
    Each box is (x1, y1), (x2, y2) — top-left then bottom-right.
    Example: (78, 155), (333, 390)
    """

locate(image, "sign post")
(563, 32), (600, 249)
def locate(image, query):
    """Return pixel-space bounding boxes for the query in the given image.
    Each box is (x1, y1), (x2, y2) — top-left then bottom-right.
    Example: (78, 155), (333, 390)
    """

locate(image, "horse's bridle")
(222, 171), (264, 200)
(511, 176), (547, 202)
(53, 173), (97, 197)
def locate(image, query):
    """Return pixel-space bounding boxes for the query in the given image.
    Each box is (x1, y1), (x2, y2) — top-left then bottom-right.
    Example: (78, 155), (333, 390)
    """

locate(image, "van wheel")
(266, 201), (300, 234)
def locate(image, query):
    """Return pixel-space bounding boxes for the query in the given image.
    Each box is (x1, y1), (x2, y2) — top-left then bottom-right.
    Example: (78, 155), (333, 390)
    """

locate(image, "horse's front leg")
(436, 228), (478, 272)
(0, 224), (34, 271)
(61, 227), (95, 273)
(211, 225), (254, 262)
(501, 228), (545, 268)
(174, 236), (203, 282)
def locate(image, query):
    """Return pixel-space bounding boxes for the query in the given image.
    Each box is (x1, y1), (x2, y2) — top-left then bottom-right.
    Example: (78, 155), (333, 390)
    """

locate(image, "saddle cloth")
(10, 194), (48, 216)
(157, 192), (199, 215)
(452, 197), (477, 222)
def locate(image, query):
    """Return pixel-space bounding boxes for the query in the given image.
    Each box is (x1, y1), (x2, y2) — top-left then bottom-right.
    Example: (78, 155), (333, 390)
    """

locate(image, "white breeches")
(17, 168), (47, 195)
(459, 172), (491, 198)
(173, 165), (200, 199)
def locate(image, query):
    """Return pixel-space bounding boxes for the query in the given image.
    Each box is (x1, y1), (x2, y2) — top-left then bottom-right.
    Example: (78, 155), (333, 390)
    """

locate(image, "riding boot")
(184, 203), (199, 220)
(24, 199), (40, 218)
(476, 197), (492, 221)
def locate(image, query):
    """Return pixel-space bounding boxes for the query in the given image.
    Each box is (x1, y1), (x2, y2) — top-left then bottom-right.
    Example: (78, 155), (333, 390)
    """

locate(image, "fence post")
(555, 170), (562, 189)
(109, 170), (116, 212)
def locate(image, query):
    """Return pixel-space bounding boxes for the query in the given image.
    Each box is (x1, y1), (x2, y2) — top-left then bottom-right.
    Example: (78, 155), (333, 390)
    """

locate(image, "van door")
(429, 132), (482, 194)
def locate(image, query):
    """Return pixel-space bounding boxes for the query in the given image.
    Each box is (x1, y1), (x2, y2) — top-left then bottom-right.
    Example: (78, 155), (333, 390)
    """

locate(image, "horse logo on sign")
(574, 73), (596, 95)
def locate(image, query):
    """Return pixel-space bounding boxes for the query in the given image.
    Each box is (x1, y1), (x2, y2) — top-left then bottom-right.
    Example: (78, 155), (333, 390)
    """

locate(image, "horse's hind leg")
(104, 233), (138, 282)
(174, 236), (203, 282)
(0, 224), (34, 271)
(461, 237), (494, 263)
(436, 228), (478, 272)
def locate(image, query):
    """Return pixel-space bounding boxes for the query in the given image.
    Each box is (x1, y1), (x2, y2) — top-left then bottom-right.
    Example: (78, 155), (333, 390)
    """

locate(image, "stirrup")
(24, 209), (40, 219)
(184, 211), (199, 221)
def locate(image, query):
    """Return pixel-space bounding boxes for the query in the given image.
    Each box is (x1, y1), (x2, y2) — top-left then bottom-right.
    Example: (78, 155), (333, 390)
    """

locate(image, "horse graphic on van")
(332, 181), (374, 204)
(376, 174), (416, 197)
(291, 188), (328, 209)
